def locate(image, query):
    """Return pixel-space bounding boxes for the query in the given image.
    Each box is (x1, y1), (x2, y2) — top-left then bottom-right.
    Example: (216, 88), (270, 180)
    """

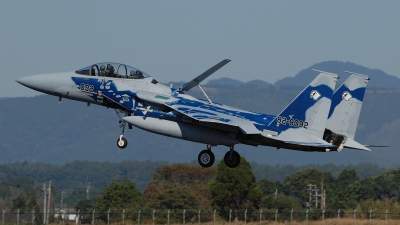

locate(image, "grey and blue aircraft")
(16, 60), (372, 168)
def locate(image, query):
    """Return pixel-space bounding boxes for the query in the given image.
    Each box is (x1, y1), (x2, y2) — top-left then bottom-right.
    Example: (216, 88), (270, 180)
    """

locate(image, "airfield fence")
(2, 209), (400, 225)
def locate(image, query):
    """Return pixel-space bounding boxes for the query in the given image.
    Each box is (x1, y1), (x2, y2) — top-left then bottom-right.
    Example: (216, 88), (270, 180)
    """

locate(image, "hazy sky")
(1, 1), (400, 97)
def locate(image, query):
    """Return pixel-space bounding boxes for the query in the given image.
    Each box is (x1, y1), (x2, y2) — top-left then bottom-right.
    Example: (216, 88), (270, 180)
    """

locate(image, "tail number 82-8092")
(277, 116), (308, 129)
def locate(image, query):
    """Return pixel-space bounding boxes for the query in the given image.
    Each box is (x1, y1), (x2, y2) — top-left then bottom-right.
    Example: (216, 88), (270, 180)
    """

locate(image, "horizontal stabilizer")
(178, 59), (231, 92)
(344, 138), (371, 151)
(364, 145), (392, 148)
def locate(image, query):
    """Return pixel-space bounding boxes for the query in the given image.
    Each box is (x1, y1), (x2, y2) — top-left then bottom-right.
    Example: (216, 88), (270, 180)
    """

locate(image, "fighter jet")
(16, 60), (371, 168)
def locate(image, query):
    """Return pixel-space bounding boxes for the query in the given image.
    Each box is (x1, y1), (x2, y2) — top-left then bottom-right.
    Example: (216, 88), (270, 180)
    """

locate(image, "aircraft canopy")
(75, 62), (151, 79)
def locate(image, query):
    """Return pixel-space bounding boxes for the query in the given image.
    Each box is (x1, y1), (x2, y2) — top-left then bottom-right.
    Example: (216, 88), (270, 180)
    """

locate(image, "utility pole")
(314, 189), (320, 209)
(43, 184), (48, 225)
(307, 184), (312, 206)
(307, 184), (317, 209)
(61, 191), (66, 210)
(86, 182), (91, 200)
(320, 179), (324, 210)
(47, 181), (51, 225)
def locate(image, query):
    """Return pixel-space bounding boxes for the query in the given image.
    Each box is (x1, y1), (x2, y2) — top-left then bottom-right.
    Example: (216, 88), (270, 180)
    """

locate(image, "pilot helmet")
(100, 65), (105, 71)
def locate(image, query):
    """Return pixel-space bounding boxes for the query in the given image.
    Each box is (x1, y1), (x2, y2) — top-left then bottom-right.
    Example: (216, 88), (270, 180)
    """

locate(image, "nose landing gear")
(115, 109), (131, 149)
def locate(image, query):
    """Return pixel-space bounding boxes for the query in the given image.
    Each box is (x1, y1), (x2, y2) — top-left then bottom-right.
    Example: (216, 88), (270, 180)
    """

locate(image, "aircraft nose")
(16, 74), (54, 94)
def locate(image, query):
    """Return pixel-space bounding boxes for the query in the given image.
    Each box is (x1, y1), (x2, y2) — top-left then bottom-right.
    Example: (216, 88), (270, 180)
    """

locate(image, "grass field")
(80, 219), (400, 225)
(214, 219), (398, 224)
(3, 219), (400, 225)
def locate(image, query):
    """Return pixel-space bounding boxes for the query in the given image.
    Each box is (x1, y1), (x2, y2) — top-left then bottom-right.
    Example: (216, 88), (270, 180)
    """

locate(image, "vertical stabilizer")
(269, 70), (338, 139)
(326, 72), (369, 139)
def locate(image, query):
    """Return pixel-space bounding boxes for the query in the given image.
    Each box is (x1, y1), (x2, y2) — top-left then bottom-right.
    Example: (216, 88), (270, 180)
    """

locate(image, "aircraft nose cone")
(16, 74), (54, 93)
(16, 76), (31, 86)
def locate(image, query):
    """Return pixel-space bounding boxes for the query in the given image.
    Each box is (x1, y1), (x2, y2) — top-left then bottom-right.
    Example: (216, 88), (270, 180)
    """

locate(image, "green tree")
(337, 169), (359, 188)
(348, 177), (379, 202)
(210, 157), (262, 220)
(75, 199), (95, 223)
(261, 194), (300, 210)
(332, 169), (361, 208)
(283, 169), (323, 200)
(95, 178), (141, 216)
(374, 170), (400, 199)
(11, 195), (26, 213)
(75, 199), (95, 213)
(143, 163), (216, 222)
(152, 164), (216, 186)
(258, 179), (283, 196)
(144, 183), (199, 209)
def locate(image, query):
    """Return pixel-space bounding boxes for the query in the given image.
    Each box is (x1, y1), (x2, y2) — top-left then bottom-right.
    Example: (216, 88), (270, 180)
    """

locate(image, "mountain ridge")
(198, 61), (400, 88)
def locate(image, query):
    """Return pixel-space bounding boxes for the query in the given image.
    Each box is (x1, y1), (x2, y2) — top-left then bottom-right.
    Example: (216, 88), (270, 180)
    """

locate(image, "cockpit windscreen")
(75, 62), (151, 79)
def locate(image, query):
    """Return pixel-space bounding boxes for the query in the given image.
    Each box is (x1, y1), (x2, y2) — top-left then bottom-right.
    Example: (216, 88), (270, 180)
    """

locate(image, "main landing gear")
(115, 109), (131, 149)
(197, 145), (241, 168)
(224, 146), (241, 168)
(198, 145), (215, 168)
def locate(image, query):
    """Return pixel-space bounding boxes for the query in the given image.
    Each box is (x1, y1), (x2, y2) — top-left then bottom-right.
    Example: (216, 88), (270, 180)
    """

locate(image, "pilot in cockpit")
(135, 70), (144, 79)
(129, 70), (144, 79)
(99, 65), (106, 76)
(129, 70), (136, 79)
(106, 64), (115, 77)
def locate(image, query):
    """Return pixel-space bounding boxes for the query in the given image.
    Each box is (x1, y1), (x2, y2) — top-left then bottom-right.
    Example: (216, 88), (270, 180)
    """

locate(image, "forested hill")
(0, 160), (385, 191)
(0, 84), (399, 167)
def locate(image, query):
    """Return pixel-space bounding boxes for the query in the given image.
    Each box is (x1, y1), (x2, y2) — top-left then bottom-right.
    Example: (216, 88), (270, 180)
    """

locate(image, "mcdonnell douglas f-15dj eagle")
(16, 60), (372, 168)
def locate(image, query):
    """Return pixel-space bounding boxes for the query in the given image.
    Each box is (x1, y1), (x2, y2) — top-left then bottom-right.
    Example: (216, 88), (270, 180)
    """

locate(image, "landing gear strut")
(224, 146), (240, 168)
(198, 145), (215, 168)
(115, 109), (131, 149)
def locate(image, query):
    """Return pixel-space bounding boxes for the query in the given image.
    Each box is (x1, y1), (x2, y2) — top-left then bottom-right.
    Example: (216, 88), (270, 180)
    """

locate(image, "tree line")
(1, 158), (398, 222)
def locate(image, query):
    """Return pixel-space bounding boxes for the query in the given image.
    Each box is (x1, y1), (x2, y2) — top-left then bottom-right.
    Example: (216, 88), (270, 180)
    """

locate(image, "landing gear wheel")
(198, 150), (215, 168)
(117, 137), (128, 149)
(224, 150), (240, 168)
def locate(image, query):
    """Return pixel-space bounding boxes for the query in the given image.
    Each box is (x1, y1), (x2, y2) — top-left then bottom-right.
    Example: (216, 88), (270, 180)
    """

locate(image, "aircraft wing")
(164, 100), (261, 134)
